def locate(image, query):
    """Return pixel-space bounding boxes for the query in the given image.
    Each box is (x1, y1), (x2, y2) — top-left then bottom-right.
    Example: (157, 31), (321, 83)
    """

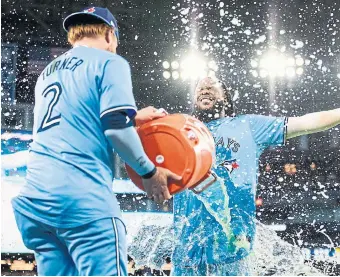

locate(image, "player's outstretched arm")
(287, 108), (340, 139)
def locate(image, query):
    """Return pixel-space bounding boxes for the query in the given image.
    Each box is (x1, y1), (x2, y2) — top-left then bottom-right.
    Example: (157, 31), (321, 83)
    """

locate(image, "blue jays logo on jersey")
(213, 136), (240, 175)
(219, 159), (239, 173)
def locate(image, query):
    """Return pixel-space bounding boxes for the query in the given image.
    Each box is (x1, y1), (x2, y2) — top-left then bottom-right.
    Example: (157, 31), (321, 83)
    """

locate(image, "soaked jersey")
(12, 46), (137, 228)
(173, 114), (287, 266)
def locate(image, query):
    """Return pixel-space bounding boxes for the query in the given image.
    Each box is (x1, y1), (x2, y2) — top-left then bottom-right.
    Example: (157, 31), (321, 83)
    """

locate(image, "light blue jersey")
(12, 46), (137, 228)
(173, 114), (287, 270)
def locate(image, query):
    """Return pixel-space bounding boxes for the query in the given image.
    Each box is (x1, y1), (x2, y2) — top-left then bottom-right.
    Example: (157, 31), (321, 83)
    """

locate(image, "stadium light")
(260, 51), (288, 77)
(286, 67), (296, 78)
(171, 61), (180, 70)
(162, 53), (218, 81)
(163, 71), (171, 79)
(296, 67), (304, 75)
(259, 69), (268, 78)
(172, 71), (180, 80)
(295, 56), (304, 66)
(250, 59), (258, 68)
(251, 49), (305, 79)
(251, 70), (259, 78)
(162, 61), (170, 69)
(180, 53), (207, 80)
(287, 57), (295, 67)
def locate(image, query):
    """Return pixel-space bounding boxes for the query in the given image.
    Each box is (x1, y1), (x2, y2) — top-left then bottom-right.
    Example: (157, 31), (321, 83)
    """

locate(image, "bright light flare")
(162, 61), (170, 69)
(208, 60), (218, 71)
(250, 59), (258, 68)
(251, 70), (259, 78)
(171, 61), (179, 69)
(259, 69), (268, 78)
(295, 57), (304, 66)
(255, 50), (305, 79)
(163, 71), (171, 79)
(180, 54), (208, 80)
(286, 67), (296, 78)
(207, 70), (216, 78)
(259, 51), (289, 77)
(296, 67), (304, 75)
(287, 57), (295, 66)
(172, 71), (179, 80)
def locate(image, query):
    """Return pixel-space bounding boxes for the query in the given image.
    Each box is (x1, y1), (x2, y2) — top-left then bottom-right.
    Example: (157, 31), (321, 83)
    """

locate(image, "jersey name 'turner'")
(42, 56), (84, 80)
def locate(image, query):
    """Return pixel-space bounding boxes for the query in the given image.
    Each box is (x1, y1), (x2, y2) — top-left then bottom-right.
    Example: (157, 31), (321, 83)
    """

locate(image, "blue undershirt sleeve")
(104, 127), (156, 178)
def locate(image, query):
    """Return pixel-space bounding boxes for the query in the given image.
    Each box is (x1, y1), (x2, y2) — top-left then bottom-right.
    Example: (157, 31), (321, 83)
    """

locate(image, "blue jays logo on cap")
(63, 6), (119, 42)
(84, 7), (95, 13)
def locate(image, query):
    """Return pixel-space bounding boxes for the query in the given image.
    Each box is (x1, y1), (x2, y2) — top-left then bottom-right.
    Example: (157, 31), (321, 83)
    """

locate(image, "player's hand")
(142, 167), (182, 204)
(135, 106), (168, 127)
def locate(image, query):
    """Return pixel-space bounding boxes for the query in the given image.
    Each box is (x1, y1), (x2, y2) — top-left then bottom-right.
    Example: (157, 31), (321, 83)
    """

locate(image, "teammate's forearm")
(287, 108), (340, 139)
(104, 127), (156, 178)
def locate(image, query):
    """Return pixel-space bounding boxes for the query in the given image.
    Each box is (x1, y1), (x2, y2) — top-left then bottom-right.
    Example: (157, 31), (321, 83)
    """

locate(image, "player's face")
(192, 77), (227, 122)
(194, 77), (225, 111)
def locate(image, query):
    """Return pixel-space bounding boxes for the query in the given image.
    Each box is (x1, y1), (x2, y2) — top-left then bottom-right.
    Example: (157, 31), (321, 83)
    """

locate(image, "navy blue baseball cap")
(63, 7), (119, 42)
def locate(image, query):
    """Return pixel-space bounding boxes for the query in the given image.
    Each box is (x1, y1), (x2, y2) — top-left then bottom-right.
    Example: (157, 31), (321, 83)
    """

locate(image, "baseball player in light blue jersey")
(172, 77), (340, 275)
(11, 7), (181, 276)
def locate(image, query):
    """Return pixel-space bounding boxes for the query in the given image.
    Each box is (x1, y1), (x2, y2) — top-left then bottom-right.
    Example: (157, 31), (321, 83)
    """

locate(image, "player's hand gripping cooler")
(126, 114), (217, 195)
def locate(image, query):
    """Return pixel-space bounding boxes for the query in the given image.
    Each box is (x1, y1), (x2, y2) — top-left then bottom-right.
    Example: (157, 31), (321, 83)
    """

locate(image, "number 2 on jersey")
(37, 82), (62, 133)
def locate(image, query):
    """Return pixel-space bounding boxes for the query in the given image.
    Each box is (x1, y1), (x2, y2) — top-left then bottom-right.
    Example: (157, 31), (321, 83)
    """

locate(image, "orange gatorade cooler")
(125, 114), (217, 195)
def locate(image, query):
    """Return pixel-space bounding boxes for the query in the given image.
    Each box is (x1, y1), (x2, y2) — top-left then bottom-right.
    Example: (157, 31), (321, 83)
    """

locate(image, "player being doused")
(172, 76), (340, 276)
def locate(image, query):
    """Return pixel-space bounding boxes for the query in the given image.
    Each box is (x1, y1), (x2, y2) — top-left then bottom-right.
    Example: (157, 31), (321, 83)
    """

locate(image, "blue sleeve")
(247, 115), (288, 147)
(99, 57), (137, 120)
(104, 127), (156, 177)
